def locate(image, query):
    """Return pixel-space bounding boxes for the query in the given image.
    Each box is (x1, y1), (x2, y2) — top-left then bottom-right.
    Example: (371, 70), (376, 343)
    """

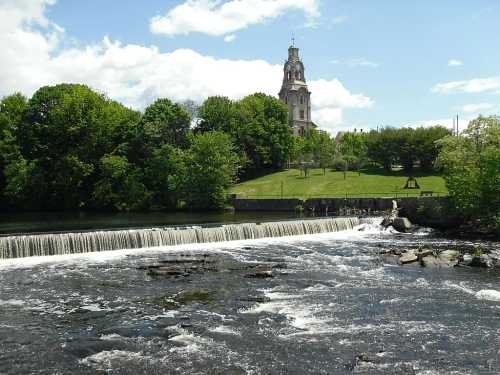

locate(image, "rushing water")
(0, 220), (499, 374)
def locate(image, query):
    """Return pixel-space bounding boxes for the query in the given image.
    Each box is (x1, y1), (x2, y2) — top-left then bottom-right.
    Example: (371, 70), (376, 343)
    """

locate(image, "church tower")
(279, 43), (315, 136)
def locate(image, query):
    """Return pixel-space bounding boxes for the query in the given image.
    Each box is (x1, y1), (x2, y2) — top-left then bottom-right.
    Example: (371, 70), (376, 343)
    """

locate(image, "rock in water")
(381, 217), (393, 228)
(392, 217), (413, 232)
(421, 255), (454, 268)
(439, 250), (459, 261)
(400, 250), (418, 264)
(469, 255), (493, 268)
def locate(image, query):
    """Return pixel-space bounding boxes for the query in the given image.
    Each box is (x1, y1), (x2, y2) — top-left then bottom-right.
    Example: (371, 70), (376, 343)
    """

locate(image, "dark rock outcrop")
(392, 217), (413, 232)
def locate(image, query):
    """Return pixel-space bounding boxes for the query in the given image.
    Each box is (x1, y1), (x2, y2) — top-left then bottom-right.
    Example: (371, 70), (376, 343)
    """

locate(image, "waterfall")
(0, 217), (374, 259)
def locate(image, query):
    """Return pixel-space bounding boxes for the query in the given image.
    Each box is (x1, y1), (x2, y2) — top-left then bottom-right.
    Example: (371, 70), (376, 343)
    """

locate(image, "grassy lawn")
(231, 168), (448, 199)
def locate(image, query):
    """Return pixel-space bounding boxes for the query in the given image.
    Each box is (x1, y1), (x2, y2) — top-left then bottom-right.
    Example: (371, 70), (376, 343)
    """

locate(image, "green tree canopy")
(197, 96), (236, 133)
(0, 93), (28, 206)
(236, 93), (293, 176)
(437, 115), (500, 222)
(10, 84), (140, 210)
(182, 131), (240, 209)
(139, 98), (191, 152)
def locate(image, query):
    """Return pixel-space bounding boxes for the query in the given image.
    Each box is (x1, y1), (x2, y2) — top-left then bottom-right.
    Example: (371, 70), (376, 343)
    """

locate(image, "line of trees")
(290, 125), (451, 175)
(0, 84), (293, 211)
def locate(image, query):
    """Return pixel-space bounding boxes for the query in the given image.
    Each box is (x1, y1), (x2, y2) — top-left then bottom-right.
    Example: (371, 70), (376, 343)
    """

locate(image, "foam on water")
(443, 280), (476, 295)
(209, 325), (241, 336)
(80, 350), (149, 370)
(475, 289), (500, 302)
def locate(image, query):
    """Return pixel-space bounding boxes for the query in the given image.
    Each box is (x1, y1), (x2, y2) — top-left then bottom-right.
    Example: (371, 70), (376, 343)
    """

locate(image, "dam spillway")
(0, 217), (373, 259)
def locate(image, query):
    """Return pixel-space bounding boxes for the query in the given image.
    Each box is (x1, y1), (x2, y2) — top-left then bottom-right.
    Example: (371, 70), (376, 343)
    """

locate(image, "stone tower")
(279, 44), (315, 136)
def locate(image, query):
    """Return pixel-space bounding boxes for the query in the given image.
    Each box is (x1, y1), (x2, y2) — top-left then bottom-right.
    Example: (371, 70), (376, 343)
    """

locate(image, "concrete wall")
(232, 197), (444, 214)
(304, 198), (396, 212)
(231, 198), (303, 212)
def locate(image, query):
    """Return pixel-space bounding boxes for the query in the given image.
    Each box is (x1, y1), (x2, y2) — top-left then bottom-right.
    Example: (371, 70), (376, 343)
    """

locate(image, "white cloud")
(310, 79), (374, 110)
(432, 77), (500, 94)
(150, 0), (320, 37)
(448, 59), (463, 67)
(223, 34), (236, 43)
(309, 79), (374, 132)
(0, 0), (372, 134)
(332, 58), (379, 68)
(461, 103), (494, 114)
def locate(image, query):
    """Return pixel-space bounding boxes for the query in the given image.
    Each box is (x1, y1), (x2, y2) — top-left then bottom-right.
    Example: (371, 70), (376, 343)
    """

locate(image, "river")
(0, 219), (499, 374)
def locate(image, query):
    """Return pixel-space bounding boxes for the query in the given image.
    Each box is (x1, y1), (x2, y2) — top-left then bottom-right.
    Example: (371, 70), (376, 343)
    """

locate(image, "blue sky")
(2, 0), (500, 133)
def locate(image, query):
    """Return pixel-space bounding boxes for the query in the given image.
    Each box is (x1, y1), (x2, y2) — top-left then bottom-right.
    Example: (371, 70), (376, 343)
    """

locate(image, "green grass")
(231, 168), (448, 199)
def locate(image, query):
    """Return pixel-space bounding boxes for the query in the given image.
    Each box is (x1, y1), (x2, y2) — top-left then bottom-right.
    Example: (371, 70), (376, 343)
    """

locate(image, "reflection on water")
(0, 223), (499, 374)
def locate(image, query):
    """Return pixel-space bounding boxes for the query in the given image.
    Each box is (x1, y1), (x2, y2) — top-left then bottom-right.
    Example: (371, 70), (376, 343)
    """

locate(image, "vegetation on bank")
(1, 83), (498, 233)
(0, 85), (293, 211)
(231, 168), (447, 199)
(436, 116), (500, 234)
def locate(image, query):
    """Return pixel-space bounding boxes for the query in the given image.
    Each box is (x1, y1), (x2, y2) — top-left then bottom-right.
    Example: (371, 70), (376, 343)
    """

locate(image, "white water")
(0, 217), (375, 259)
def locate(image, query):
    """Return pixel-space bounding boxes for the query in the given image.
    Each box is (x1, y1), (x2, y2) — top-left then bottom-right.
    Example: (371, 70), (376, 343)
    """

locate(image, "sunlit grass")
(231, 168), (447, 199)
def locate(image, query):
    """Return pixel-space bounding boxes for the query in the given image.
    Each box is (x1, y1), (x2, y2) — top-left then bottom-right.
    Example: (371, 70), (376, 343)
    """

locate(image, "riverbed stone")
(245, 270), (274, 278)
(420, 255), (454, 268)
(400, 250), (418, 264)
(439, 250), (459, 261)
(239, 296), (271, 303)
(392, 217), (413, 232)
(417, 248), (434, 259)
(469, 255), (493, 268)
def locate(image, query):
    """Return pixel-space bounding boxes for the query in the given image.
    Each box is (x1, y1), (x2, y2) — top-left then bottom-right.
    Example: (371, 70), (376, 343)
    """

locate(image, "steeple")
(278, 43), (315, 136)
(288, 45), (299, 62)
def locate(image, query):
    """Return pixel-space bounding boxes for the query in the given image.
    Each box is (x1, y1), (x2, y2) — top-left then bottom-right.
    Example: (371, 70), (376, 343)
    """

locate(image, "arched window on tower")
(295, 71), (299, 79)
(299, 95), (304, 105)
(287, 71), (291, 80)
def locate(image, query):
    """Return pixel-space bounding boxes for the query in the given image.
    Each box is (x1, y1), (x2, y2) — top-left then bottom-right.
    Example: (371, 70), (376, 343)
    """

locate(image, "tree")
(144, 144), (186, 209)
(92, 155), (151, 211)
(139, 98), (191, 151)
(179, 99), (200, 121)
(337, 131), (368, 174)
(12, 84), (140, 210)
(0, 93), (27, 205)
(236, 93), (293, 176)
(182, 132), (240, 209)
(366, 128), (400, 170)
(309, 129), (334, 174)
(396, 128), (416, 172)
(436, 116), (500, 222)
(196, 96), (236, 133)
(414, 126), (451, 170)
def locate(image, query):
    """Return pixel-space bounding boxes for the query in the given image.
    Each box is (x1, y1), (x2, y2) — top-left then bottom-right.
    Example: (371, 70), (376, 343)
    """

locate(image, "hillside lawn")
(231, 168), (448, 199)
